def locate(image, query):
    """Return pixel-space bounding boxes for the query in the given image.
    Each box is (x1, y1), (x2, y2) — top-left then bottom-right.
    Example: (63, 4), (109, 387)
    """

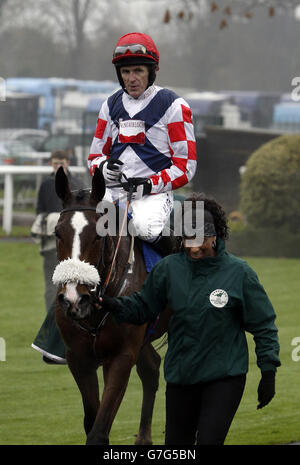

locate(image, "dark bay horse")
(53, 166), (169, 445)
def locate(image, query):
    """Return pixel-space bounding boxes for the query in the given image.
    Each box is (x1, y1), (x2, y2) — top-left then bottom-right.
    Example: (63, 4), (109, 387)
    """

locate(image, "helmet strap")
(147, 64), (157, 87)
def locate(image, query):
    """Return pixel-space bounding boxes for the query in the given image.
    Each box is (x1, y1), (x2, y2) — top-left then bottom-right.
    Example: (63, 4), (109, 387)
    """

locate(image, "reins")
(59, 181), (135, 339)
(100, 191), (132, 296)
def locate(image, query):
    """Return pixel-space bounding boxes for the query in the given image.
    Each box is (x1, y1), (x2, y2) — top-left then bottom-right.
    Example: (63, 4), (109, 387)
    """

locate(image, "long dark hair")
(182, 193), (229, 240)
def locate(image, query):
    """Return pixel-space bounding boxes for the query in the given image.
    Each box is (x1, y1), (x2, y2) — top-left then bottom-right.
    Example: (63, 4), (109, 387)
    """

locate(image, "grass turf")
(0, 242), (299, 445)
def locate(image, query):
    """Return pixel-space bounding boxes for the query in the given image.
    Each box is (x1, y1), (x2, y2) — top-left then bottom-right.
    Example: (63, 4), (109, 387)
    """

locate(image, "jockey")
(88, 32), (197, 252)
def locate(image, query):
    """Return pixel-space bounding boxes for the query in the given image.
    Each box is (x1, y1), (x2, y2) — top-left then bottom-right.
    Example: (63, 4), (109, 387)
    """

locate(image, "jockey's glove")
(257, 370), (276, 409)
(100, 159), (123, 183)
(123, 177), (152, 200)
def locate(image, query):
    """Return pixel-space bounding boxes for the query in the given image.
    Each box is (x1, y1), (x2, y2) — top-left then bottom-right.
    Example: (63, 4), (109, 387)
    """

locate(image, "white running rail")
(0, 165), (87, 234)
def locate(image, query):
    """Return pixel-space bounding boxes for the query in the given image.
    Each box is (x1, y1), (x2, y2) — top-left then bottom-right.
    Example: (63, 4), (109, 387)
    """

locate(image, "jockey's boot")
(151, 230), (180, 257)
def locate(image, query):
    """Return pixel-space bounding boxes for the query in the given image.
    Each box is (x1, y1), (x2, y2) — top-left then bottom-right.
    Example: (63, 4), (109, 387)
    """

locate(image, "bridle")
(60, 205), (103, 297)
(58, 191), (133, 338)
(60, 173), (134, 297)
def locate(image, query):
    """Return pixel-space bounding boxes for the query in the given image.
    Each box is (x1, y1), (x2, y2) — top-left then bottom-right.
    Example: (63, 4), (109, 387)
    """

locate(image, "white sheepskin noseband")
(52, 258), (100, 287)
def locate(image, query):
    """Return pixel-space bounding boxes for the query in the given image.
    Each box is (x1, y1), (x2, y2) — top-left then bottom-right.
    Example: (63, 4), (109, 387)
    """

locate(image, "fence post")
(0, 165), (86, 234)
(3, 173), (13, 234)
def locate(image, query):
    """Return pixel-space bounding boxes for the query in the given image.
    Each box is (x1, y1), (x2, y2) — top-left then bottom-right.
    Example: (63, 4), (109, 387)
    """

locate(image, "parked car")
(0, 128), (49, 150)
(0, 140), (47, 189)
(0, 140), (40, 165)
(37, 129), (94, 166)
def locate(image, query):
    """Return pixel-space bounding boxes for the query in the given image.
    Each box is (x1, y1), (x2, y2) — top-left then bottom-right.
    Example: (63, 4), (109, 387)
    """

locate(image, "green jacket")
(113, 239), (280, 384)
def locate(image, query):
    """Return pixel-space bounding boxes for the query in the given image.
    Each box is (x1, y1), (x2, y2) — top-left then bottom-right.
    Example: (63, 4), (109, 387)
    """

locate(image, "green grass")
(0, 225), (31, 238)
(0, 243), (299, 445)
(225, 257), (300, 445)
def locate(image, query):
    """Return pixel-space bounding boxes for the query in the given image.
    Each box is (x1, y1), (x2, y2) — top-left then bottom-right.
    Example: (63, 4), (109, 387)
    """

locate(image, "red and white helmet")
(112, 32), (159, 68)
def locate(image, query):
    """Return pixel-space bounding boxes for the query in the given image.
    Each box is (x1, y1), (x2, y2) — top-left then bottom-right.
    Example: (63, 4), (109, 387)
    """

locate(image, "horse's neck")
(100, 234), (132, 295)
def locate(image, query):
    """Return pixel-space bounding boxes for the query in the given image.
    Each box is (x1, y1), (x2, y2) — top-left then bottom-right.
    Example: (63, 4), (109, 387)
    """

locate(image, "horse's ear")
(55, 166), (71, 202)
(90, 167), (106, 205)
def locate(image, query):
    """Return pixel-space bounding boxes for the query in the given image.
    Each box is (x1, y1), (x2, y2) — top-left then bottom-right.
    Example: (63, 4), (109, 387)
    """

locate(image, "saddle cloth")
(141, 241), (162, 272)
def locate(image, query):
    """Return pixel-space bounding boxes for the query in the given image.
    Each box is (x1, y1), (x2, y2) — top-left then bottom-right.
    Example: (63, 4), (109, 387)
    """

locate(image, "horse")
(52, 166), (170, 445)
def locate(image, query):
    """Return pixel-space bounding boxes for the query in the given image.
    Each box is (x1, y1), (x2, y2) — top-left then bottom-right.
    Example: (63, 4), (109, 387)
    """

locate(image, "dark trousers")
(42, 249), (58, 313)
(165, 374), (246, 445)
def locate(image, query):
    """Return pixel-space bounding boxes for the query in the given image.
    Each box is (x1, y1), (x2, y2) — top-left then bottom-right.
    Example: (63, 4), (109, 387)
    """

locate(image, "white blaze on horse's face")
(65, 282), (80, 305)
(52, 211), (100, 291)
(71, 212), (88, 260)
(64, 213), (88, 303)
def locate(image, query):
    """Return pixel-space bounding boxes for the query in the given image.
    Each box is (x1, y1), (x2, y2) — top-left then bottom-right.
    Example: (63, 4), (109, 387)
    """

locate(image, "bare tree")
(0, 0), (8, 15)
(0, 0), (112, 78)
(0, 0), (9, 29)
(32, 0), (101, 77)
(162, 0), (300, 28)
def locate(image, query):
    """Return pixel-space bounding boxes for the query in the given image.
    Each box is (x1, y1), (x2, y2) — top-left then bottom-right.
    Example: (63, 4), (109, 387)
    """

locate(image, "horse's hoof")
(86, 433), (109, 445)
(134, 437), (153, 446)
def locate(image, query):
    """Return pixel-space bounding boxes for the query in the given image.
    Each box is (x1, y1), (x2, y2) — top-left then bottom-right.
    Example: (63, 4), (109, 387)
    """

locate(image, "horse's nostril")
(58, 293), (71, 312)
(78, 294), (91, 311)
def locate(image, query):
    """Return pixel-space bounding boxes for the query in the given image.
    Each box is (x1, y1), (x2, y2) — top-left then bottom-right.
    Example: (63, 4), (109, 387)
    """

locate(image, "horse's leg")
(85, 353), (134, 445)
(66, 352), (100, 436)
(135, 343), (161, 445)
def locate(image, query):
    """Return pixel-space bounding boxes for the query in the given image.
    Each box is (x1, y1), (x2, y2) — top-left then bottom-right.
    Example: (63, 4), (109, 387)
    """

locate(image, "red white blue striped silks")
(88, 85), (197, 196)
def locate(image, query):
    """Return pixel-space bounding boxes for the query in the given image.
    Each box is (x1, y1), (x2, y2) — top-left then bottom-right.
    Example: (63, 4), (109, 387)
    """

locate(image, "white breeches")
(130, 192), (174, 241)
(103, 189), (174, 242)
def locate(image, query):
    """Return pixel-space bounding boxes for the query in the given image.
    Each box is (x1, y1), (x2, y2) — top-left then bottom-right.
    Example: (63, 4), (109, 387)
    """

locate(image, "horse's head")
(53, 167), (108, 321)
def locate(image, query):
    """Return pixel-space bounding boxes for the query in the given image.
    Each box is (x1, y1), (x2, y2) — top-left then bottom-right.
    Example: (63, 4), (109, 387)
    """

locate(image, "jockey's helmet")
(112, 32), (159, 89)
